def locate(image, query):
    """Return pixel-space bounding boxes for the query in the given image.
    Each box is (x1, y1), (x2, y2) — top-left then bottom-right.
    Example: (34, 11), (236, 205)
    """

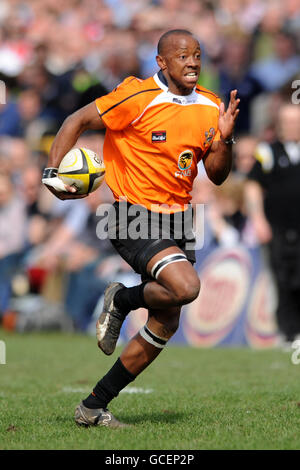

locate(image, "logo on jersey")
(152, 131), (166, 143)
(175, 150), (194, 178)
(204, 127), (215, 146)
(173, 97), (183, 104)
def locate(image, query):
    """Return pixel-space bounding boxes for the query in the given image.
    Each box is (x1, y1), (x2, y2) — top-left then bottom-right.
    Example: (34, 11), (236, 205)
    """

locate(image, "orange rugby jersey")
(95, 72), (221, 213)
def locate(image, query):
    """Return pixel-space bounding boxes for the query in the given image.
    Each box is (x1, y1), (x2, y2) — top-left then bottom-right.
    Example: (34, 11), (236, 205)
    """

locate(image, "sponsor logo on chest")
(152, 131), (166, 143)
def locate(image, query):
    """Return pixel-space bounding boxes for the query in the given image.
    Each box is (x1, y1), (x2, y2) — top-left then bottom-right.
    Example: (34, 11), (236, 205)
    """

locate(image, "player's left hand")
(42, 168), (87, 200)
(44, 183), (88, 200)
(218, 90), (240, 141)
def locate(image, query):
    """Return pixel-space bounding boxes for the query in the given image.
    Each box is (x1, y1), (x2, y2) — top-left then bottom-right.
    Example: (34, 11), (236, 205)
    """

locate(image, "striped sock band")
(139, 324), (168, 349)
(151, 253), (188, 279)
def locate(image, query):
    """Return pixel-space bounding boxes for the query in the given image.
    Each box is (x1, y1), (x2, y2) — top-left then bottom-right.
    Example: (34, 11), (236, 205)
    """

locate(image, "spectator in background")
(251, 30), (300, 92)
(18, 65), (59, 117)
(251, 0), (285, 61)
(0, 172), (27, 314)
(0, 90), (45, 144)
(0, 172), (27, 259)
(92, 30), (141, 90)
(191, 168), (250, 249)
(0, 99), (22, 137)
(20, 164), (51, 248)
(29, 198), (91, 273)
(218, 32), (264, 134)
(245, 103), (300, 344)
(20, 182), (115, 331)
(285, 0), (300, 41)
(206, 175), (248, 248)
(0, 137), (30, 186)
(232, 135), (257, 178)
(63, 186), (116, 331)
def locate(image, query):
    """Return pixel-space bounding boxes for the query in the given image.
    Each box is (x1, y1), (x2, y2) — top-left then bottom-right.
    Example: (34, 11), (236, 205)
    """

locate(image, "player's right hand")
(42, 167), (87, 200)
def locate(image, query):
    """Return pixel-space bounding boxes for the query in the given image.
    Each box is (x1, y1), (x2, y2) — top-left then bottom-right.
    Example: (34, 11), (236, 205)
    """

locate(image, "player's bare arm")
(203, 89), (240, 185)
(43, 102), (105, 200)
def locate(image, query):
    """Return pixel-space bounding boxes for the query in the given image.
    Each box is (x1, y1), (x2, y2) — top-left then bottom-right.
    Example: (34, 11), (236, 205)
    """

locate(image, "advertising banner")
(117, 244), (279, 348)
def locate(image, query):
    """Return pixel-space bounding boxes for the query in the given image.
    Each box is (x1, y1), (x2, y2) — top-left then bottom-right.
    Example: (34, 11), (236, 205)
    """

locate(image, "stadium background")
(0, 0), (299, 347)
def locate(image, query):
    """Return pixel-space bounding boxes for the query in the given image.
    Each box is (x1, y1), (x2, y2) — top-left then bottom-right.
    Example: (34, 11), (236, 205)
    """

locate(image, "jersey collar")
(154, 70), (197, 102)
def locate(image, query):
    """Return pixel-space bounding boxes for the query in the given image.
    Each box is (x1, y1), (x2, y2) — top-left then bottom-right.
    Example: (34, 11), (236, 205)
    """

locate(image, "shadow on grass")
(119, 410), (188, 425)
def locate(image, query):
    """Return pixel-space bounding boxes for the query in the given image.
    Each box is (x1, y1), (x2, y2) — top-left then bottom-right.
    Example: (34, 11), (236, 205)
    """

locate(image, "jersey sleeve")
(95, 77), (144, 131)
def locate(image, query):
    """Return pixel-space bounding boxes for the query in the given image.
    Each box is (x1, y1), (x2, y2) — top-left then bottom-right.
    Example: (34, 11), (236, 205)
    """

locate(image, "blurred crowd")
(0, 0), (299, 341)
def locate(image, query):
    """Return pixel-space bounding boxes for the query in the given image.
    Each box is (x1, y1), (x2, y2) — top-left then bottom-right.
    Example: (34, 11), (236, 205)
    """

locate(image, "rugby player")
(42, 29), (239, 428)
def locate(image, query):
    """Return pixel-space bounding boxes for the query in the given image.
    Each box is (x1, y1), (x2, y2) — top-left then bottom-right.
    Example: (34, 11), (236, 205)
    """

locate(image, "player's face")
(157, 35), (201, 95)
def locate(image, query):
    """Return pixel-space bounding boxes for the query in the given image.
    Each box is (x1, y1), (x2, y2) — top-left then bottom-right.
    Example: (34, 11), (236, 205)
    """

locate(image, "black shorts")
(107, 201), (196, 278)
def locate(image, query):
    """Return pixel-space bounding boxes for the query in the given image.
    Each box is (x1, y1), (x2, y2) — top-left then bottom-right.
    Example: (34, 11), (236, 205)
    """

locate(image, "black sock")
(82, 358), (136, 409)
(114, 282), (149, 316)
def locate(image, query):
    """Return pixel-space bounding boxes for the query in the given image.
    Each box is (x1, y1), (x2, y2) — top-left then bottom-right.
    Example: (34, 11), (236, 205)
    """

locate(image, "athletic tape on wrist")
(42, 167), (68, 192)
(139, 324), (168, 349)
(42, 167), (58, 179)
(151, 253), (188, 279)
(42, 176), (68, 192)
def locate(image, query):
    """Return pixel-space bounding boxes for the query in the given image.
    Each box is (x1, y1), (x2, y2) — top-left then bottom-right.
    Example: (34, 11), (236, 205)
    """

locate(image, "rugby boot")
(75, 401), (129, 428)
(96, 282), (126, 355)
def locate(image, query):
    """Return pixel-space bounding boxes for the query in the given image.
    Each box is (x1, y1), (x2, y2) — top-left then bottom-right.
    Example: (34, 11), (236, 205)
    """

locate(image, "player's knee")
(172, 277), (200, 305)
(165, 316), (180, 335)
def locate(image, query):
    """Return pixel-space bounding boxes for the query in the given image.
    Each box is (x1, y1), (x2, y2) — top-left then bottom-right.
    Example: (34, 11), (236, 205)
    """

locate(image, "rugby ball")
(58, 148), (105, 195)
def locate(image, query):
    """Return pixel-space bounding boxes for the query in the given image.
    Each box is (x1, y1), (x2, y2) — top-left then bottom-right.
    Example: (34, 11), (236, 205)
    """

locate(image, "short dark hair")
(157, 29), (193, 55)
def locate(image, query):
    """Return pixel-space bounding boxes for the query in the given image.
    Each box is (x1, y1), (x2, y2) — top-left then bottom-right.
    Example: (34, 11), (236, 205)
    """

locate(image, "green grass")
(1, 328), (300, 450)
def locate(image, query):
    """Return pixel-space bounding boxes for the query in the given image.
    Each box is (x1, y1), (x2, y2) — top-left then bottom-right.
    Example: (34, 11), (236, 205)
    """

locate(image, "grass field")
(0, 328), (300, 450)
